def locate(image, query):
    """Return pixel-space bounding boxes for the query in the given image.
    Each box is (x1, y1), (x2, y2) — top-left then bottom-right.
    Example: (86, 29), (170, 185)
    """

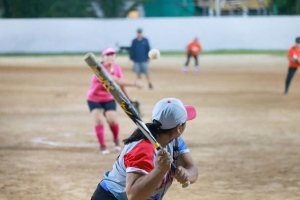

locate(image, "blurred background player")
(130, 28), (153, 89)
(91, 98), (198, 200)
(284, 37), (300, 95)
(183, 37), (202, 73)
(87, 48), (142, 155)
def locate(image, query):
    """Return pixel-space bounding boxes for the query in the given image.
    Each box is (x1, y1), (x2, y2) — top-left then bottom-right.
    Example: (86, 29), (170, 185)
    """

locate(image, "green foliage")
(272, 0), (300, 15)
(0, 0), (148, 18)
(297, 0), (300, 14)
(1, 0), (96, 18)
(2, 0), (298, 18)
(0, 50), (287, 57)
(96, 0), (125, 18)
(95, 0), (148, 18)
(45, 0), (95, 17)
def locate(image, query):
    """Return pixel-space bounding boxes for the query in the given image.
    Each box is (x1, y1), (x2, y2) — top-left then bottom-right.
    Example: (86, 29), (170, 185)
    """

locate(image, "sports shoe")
(101, 149), (110, 155)
(148, 83), (153, 89)
(182, 66), (187, 73)
(113, 139), (122, 151)
(194, 66), (199, 73)
(100, 146), (110, 155)
(114, 146), (122, 152)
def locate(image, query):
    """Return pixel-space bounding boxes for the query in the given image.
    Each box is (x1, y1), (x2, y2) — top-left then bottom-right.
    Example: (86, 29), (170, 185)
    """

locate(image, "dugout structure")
(195, 0), (271, 16)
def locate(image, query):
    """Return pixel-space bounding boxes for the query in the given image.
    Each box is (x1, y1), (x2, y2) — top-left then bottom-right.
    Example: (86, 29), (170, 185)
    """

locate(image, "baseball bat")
(83, 52), (190, 188)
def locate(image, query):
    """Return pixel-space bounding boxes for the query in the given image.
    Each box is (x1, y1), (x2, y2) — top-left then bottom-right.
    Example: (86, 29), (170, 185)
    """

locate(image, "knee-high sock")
(110, 124), (119, 141)
(95, 125), (105, 147)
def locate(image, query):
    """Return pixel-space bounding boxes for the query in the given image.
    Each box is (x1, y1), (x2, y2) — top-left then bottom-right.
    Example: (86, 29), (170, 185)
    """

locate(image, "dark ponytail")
(123, 120), (174, 145)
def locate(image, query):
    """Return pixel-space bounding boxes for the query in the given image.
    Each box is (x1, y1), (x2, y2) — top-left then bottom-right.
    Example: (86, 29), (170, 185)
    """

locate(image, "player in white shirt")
(91, 98), (199, 200)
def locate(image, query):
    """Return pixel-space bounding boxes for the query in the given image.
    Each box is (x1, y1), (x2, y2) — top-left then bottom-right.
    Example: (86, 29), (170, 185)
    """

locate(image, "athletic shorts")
(91, 181), (117, 200)
(87, 100), (116, 112)
(133, 62), (149, 75)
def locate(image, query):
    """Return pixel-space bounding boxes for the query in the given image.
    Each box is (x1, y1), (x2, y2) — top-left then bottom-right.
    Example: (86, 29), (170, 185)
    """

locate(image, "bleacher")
(195, 0), (271, 15)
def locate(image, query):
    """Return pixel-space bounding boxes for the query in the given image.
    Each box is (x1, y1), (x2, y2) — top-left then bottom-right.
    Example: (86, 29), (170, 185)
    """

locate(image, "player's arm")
(130, 40), (135, 61)
(186, 44), (189, 52)
(146, 39), (150, 53)
(288, 58), (300, 64)
(287, 50), (300, 63)
(146, 39), (150, 62)
(175, 152), (198, 184)
(126, 149), (172, 200)
(120, 86), (132, 101)
(112, 77), (142, 88)
(288, 57), (299, 63)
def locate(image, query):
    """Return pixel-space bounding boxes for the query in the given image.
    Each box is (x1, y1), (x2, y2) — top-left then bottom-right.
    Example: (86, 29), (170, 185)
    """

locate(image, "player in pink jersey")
(87, 48), (142, 155)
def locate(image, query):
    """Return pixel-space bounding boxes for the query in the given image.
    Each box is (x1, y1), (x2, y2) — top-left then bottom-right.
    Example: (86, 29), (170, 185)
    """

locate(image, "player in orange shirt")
(284, 37), (300, 95)
(183, 37), (202, 73)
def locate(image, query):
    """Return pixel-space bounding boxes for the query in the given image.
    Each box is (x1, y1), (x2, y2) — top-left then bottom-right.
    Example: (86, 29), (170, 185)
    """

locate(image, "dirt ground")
(0, 54), (299, 200)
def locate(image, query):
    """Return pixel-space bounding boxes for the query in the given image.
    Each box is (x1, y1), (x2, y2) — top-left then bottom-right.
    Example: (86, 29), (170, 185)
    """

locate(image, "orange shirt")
(186, 42), (202, 56)
(287, 46), (300, 68)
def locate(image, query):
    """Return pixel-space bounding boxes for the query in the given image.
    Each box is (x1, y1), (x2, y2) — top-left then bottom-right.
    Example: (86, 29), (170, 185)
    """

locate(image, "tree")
(272, 0), (300, 15)
(0, 0), (96, 18)
(95, 0), (148, 18)
(297, 0), (300, 14)
(45, 0), (95, 17)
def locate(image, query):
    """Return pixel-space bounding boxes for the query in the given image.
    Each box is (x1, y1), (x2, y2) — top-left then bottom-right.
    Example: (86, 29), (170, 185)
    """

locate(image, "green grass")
(161, 50), (286, 56)
(0, 50), (287, 57)
(0, 52), (97, 57)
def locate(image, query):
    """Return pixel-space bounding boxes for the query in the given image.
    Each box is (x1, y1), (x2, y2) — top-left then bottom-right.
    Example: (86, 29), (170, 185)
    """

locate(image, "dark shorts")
(87, 100), (116, 112)
(91, 182), (117, 200)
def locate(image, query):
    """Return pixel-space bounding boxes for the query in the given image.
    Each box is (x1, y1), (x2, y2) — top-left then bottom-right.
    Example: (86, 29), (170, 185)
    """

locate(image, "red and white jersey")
(102, 137), (190, 200)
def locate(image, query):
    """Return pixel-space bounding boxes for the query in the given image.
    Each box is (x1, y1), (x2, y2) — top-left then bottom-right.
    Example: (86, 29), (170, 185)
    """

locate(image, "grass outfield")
(0, 50), (287, 57)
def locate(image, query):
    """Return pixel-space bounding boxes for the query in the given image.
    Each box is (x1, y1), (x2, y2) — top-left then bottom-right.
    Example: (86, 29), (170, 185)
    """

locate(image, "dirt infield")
(0, 54), (299, 200)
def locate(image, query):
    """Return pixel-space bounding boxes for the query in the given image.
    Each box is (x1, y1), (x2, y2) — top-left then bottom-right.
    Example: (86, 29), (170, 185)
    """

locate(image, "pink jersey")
(87, 63), (123, 102)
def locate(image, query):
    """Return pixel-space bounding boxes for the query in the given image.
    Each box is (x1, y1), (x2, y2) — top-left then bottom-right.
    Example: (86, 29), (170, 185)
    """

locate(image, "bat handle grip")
(182, 181), (190, 188)
(158, 147), (190, 188)
(171, 163), (190, 188)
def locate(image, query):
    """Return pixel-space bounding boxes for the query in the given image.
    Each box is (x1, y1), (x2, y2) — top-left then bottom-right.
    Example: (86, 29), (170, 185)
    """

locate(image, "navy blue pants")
(285, 67), (298, 94)
(185, 51), (198, 66)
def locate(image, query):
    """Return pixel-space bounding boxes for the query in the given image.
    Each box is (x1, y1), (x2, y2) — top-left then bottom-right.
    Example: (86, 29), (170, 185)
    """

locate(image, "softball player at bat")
(87, 48), (142, 155)
(91, 98), (198, 200)
(284, 37), (300, 95)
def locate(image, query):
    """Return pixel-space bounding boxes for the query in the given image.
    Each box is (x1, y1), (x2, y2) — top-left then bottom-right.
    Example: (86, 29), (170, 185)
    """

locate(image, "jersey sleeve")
(187, 43), (191, 50)
(124, 140), (155, 175)
(114, 65), (123, 79)
(177, 137), (190, 156)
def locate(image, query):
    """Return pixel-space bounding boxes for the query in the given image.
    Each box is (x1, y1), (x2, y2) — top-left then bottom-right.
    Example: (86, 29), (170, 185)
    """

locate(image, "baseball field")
(0, 53), (299, 200)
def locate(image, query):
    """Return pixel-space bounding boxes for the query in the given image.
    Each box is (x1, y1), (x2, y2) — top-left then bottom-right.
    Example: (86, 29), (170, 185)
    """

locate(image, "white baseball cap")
(152, 98), (197, 129)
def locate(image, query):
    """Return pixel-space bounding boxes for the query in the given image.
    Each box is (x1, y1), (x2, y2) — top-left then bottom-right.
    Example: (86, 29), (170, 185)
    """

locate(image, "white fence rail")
(0, 16), (299, 53)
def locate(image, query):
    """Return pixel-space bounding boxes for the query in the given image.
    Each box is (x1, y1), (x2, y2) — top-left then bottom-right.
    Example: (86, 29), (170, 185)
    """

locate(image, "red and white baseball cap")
(101, 48), (117, 56)
(152, 98), (197, 129)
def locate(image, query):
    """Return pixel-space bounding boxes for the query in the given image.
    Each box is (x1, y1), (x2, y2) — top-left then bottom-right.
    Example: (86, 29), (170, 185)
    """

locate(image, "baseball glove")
(130, 100), (141, 116)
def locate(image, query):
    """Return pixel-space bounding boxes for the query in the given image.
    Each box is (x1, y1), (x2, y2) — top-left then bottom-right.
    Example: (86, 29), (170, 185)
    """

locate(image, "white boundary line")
(31, 132), (98, 147)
